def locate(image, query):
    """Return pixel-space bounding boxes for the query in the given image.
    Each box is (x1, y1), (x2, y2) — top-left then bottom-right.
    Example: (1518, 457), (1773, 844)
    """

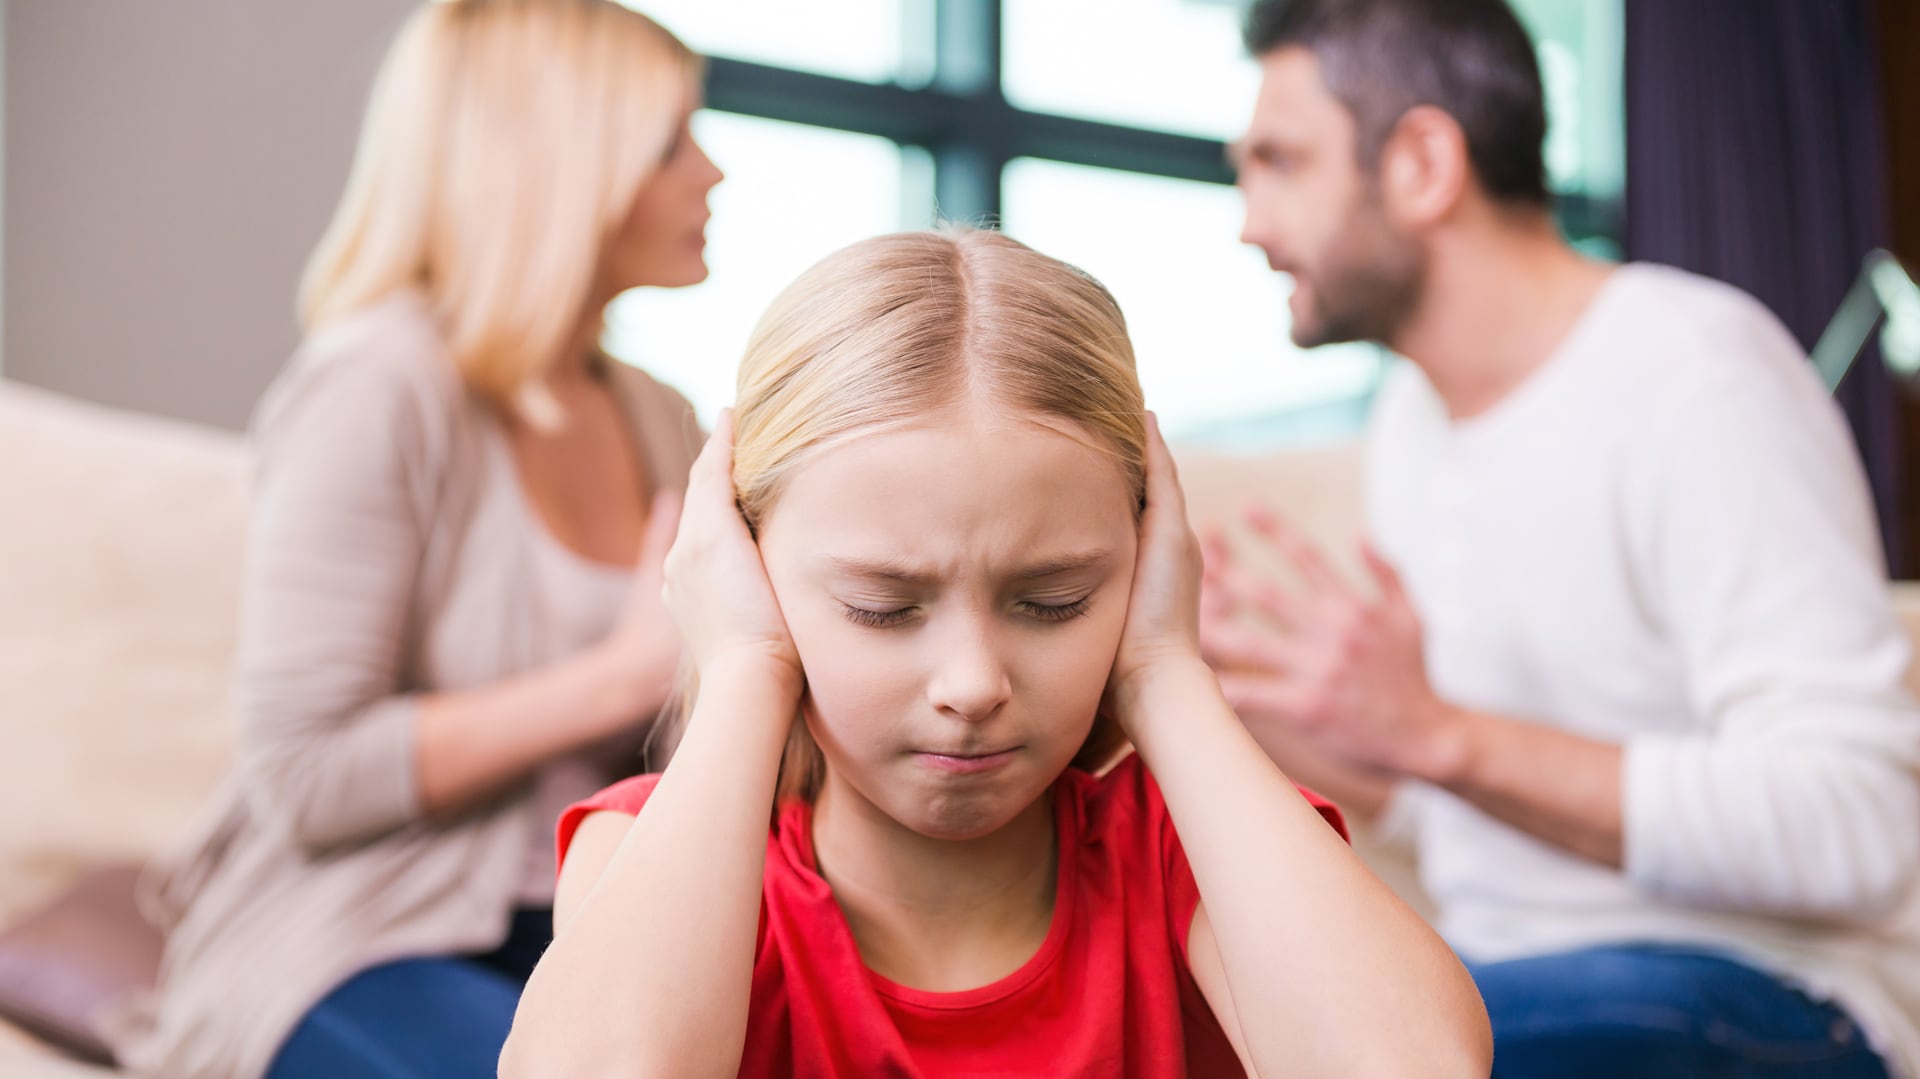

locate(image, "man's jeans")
(1466, 944), (1891, 1078)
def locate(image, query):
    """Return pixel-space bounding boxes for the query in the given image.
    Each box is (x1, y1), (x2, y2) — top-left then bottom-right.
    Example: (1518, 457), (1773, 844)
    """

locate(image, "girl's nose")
(925, 624), (1012, 723)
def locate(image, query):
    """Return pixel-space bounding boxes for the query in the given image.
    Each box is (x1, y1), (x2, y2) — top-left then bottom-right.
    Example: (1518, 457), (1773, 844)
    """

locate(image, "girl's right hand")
(599, 487), (688, 722)
(661, 409), (804, 691)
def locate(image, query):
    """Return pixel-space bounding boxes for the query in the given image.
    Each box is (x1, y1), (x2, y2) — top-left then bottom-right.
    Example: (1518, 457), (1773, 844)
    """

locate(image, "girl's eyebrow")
(824, 550), (1112, 584)
(1013, 549), (1113, 580)
(826, 557), (936, 585)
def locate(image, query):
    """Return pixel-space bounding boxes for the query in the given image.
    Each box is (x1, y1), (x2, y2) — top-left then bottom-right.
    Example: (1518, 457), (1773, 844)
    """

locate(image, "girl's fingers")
(680, 409), (753, 553)
(1142, 412), (1189, 524)
(686, 409), (735, 503)
(636, 489), (685, 571)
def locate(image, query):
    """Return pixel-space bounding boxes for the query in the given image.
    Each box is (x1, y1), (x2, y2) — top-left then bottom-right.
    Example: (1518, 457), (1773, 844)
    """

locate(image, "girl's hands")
(1105, 413), (1211, 735)
(661, 409), (804, 695)
(598, 488), (688, 722)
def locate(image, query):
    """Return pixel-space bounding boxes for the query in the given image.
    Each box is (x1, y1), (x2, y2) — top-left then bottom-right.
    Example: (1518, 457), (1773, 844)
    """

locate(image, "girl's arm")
(1125, 664), (1487, 1077)
(502, 663), (795, 1078)
(1109, 418), (1491, 1079)
(500, 412), (803, 1079)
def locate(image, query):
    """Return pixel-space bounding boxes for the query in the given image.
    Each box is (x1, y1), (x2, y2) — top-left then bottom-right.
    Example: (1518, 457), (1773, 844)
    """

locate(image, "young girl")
(502, 230), (1491, 1077)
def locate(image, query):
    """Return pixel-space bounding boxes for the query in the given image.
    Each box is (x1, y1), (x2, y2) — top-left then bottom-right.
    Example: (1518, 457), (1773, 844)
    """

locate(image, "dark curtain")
(1625, 0), (1904, 575)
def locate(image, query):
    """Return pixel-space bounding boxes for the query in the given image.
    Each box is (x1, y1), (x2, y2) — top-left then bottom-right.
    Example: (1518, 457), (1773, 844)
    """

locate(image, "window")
(1003, 0), (1259, 141)
(634, 0), (916, 85)
(1003, 158), (1382, 443)
(1512, 0), (1626, 254)
(604, 113), (904, 418)
(612, 0), (1625, 441)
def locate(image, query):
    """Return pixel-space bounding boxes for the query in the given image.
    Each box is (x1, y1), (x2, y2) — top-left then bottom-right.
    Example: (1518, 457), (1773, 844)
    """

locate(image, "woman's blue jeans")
(1467, 944), (1890, 1078)
(265, 908), (552, 1079)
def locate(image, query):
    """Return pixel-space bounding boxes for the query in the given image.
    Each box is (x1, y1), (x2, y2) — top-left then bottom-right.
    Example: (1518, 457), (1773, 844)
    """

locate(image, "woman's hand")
(1105, 413), (1211, 736)
(661, 409), (804, 693)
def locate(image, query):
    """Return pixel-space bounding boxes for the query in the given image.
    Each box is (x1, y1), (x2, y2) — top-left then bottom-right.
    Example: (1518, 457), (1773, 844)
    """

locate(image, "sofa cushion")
(0, 866), (160, 1066)
(0, 382), (246, 923)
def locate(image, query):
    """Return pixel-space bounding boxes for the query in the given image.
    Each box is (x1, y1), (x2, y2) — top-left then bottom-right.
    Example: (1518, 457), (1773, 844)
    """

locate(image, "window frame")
(703, 0), (1622, 242)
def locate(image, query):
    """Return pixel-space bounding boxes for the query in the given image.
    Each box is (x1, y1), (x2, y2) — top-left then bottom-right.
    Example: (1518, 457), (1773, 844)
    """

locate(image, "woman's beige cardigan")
(112, 294), (704, 1078)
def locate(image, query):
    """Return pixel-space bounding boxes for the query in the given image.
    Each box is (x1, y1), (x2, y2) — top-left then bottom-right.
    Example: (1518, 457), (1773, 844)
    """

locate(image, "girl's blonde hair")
(299, 0), (699, 415)
(668, 229), (1146, 802)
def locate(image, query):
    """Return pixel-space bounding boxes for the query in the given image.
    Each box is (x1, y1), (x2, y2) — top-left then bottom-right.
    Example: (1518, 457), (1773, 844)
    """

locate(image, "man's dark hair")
(1245, 0), (1550, 208)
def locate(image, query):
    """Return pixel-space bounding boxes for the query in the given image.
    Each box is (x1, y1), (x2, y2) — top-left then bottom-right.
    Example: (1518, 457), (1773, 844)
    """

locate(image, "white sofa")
(3, 376), (1918, 1074)
(1, 381), (246, 1075)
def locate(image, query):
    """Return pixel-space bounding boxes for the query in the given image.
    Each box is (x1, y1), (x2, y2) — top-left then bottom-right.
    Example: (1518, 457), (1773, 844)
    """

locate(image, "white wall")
(4, 0), (415, 429)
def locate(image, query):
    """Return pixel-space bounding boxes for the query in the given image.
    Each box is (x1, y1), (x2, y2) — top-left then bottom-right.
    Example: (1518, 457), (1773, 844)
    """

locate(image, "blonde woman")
(500, 230), (1492, 1077)
(112, 2), (721, 1076)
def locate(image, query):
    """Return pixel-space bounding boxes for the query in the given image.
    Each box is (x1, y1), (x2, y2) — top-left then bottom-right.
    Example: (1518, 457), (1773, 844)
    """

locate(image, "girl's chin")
(885, 777), (1056, 843)
(900, 809), (1026, 844)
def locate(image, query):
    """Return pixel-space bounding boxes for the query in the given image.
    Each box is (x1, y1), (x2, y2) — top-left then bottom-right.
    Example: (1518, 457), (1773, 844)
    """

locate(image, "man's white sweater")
(1369, 263), (1920, 1076)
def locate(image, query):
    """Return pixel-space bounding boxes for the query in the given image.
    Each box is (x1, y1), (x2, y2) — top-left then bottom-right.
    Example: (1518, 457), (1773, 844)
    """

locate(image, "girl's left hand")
(1105, 412), (1210, 732)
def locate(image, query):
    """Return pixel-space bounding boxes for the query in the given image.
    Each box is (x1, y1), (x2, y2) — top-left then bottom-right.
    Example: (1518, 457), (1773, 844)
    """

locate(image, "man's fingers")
(1360, 540), (1409, 608)
(1201, 525), (1305, 632)
(1200, 527), (1234, 573)
(1200, 619), (1309, 675)
(1215, 670), (1313, 724)
(1245, 503), (1348, 600)
(1219, 561), (1296, 631)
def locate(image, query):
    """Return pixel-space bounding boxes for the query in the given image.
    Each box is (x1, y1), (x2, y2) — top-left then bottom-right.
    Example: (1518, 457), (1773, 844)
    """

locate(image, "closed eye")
(1018, 597), (1092, 623)
(841, 598), (1091, 628)
(841, 604), (917, 629)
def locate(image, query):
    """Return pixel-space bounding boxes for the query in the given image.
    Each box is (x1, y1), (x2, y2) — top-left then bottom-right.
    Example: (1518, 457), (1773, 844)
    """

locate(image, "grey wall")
(5, 0), (415, 430)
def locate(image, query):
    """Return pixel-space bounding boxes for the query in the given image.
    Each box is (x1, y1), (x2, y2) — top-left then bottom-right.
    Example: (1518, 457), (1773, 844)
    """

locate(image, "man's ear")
(1378, 105), (1471, 229)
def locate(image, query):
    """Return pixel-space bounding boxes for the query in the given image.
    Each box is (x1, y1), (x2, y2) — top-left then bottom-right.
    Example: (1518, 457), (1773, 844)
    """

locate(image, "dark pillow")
(0, 864), (163, 1065)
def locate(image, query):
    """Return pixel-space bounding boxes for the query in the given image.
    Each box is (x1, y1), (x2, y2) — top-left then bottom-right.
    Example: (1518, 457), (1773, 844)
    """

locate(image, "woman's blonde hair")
(665, 228), (1146, 802)
(299, 0), (699, 414)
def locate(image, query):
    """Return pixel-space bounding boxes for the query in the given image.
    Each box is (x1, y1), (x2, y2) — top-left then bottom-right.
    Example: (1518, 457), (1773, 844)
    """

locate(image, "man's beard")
(1289, 191), (1426, 350)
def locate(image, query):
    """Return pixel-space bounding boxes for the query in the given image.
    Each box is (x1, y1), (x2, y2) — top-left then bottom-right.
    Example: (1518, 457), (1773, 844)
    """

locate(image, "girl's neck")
(810, 775), (1059, 992)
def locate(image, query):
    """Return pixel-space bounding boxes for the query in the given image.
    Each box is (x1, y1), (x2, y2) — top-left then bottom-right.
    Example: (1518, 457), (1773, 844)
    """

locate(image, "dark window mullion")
(703, 58), (959, 146)
(1007, 112), (1233, 187)
(930, 0), (1005, 223)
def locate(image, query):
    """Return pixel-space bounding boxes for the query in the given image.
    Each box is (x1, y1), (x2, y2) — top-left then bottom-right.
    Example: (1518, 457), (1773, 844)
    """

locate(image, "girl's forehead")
(759, 416), (1137, 561)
